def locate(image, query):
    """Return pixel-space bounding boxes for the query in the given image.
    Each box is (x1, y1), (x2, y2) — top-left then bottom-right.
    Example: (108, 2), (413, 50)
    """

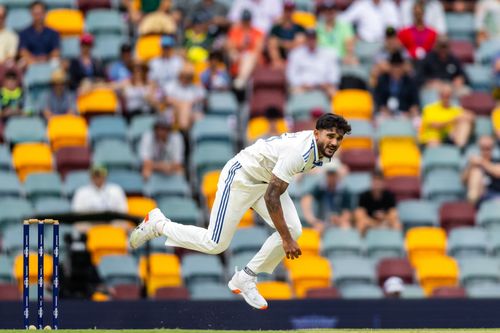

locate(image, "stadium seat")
(397, 199), (439, 231)
(321, 228), (363, 258)
(419, 88), (439, 107)
(135, 35), (162, 62)
(181, 254), (224, 287)
(340, 285), (383, 299)
(45, 9), (84, 36)
(401, 284), (425, 299)
(355, 41), (382, 64)
(47, 114), (88, 151)
(464, 64), (493, 91)
(89, 115), (127, 144)
(92, 35), (123, 63)
(305, 286), (340, 299)
(250, 90), (286, 118)
(474, 116), (494, 138)
(207, 91), (238, 116)
(229, 227), (268, 255)
(97, 254), (140, 286)
(23, 172), (63, 202)
(45, 0), (77, 9)
(34, 197), (71, 215)
(108, 170), (144, 196)
(291, 11), (316, 29)
(379, 141), (421, 178)
(376, 118), (416, 144)
(92, 140), (137, 170)
(0, 283), (20, 300)
(126, 196), (156, 218)
(55, 146), (91, 179)
(422, 145), (461, 177)
(85, 9), (126, 36)
(191, 116), (234, 145)
(286, 90), (330, 121)
(475, 38), (500, 64)
(339, 149), (375, 172)
(431, 286), (466, 298)
(12, 142), (53, 182)
(377, 258), (414, 286)
(340, 65), (370, 86)
(0, 145), (12, 170)
(449, 40), (474, 63)
(190, 282), (235, 300)
(414, 255), (459, 295)
(385, 176), (421, 202)
(157, 197), (201, 226)
(330, 257), (376, 289)
(459, 257), (500, 288)
(405, 227), (447, 266)
(332, 89), (373, 120)
(2, 223), (58, 255)
(154, 286), (189, 300)
(4, 116), (46, 144)
(460, 92), (496, 116)
(61, 37), (81, 59)
(439, 201), (475, 233)
(201, 169), (220, 209)
(448, 227), (487, 259)
(77, 88), (118, 115)
(490, 227), (500, 257)
(287, 255), (332, 298)
(128, 114), (155, 146)
(467, 284), (500, 298)
(257, 281), (293, 300)
(86, 225), (128, 265)
(340, 120), (374, 151)
(110, 284), (141, 300)
(338, 171), (372, 209)
(0, 171), (22, 197)
(13, 252), (53, 287)
(23, 62), (54, 91)
(6, 8), (32, 32)
(296, 228), (320, 257)
(365, 229), (404, 260)
(423, 170), (464, 204)
(252, 66), (286, 92)
(477, 200), (500, 230)
(139, 253), (182, 297)
(247, 117), (288, 143)
(145, 173), (191, 200)
(0, 255), (14, 282)
(445, 12), (474, 41)
(63, 170), (89, 197)
(191, 142), (233, 181)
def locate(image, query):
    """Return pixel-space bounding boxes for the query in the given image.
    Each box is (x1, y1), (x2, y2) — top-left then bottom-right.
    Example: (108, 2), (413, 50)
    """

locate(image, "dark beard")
(318, 141), (336, 158)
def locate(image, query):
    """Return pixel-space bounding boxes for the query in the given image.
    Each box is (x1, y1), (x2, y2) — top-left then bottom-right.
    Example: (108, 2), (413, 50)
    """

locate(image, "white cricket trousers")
(161, 158), (302, 274)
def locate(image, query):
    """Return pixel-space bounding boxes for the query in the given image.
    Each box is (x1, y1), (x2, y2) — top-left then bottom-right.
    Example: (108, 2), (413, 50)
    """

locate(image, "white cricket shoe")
(228, 269), (268, 310)
(129, 208), (168, 249)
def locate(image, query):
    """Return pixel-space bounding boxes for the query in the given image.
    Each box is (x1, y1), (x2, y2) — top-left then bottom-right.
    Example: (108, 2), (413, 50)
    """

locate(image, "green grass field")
(0, 328), (500, 333)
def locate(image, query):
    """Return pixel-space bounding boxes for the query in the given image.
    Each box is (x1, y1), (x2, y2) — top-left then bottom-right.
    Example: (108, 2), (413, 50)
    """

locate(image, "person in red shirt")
(397, 1), (437, 60)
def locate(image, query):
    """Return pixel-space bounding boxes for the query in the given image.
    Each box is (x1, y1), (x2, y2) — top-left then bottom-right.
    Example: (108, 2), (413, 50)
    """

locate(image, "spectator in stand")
(355, 170), (401, 236)
(340, 0), (400, 43)
(226, 9), (264, 90)
(494, 51), (500, 100)
(417, 36), (469, 95)
(200, 50), (231, 91)
(286, 29), (340, 98)
(187, 0), (229, 30)
(164, 64), (206, 131)
(371, 27), (407, 86)
(399, 0), (447, 35)
(419, 83), (474, 149)
(249, 106), (285, 143)
(267, 1), (305, 68)
(228, 0), (283, 34)
(125, 0), (161, 24)
(374, 52), (420, 122)
(138, 0), (177, 36)
(68, 33), (106, 91)
(107, 44), (133, 87)
(398, 1), (437, 60)
(301, 161), (352, 232)
(0, 70), (23, 122)
(19, 1), (60, 66)
(462, 135), (500, 204)
(475, 0), (500, 44)
(139, 117), (184, 180)
(72, 164), (127, 213)
(184, 13), (215, 64)
(148, 36), (184, 89)
(42, 68), (76, 120)
(317, 0), (358, 65)
(0, 5), (18, 65)
(121, 62), (156, 117)
(383, 276), (404, 298)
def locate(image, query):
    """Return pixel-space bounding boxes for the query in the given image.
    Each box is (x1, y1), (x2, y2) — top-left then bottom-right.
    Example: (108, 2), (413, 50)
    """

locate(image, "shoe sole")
(227, 281), (268, 310)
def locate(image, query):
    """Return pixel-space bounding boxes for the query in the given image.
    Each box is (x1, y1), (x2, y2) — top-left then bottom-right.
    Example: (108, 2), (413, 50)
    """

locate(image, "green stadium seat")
(401, 284), (425, 299)
(322, 228), (363, 258)
(98, 254), (140, 286)
(181, 254), (224, 287)
(145, 173), (191, 200)
(330, 257), (376, 289)
(459, 257), (500, 288)
(448, 227), (488, 259)
(24, 172), (63, 202)
(191, 116), (234, 145)
(93, 140), (138, 170)
(107, 169), (144, 196)
(157, 197), (202, 226)
(422, 145), (461, 177)
(0, 171), (22, 197)
(365, 229), (404, 260)
(286, 90), (330, 121)
(467, 284), (500, 298)
(190, 281), (236, 300)
(207, 91), (238, 116)
(340, 284), (383, 299)
(34, 197), (71, 215)
(89, 115), (127, 144)
(4, 117), (46, 144)
(229, 226), (269, 256)
(477, 200), (500, 230)
(64, 170), (90, 197)
(397, 199), (439, 231)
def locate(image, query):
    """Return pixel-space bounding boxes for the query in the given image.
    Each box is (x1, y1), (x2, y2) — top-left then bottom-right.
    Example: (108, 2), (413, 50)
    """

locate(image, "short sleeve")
(272, 150), (305, 184)
(358, 191), (370, 210)
(385, 191), (396, 209)
(138, 132), (153, 161)
(168, 132), (185, 164)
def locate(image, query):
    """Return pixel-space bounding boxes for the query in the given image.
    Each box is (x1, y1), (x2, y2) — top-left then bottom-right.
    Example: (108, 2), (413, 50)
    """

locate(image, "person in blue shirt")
(107, 44), (133, 87)
(18, 1), (60, 66)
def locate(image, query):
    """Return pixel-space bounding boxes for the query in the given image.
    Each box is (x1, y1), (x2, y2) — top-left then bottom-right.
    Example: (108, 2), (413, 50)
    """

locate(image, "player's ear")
(313, 128), (319, 138)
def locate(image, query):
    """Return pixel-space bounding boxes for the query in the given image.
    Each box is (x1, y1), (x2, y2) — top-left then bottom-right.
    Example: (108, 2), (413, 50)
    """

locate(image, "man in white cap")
(383, 276), (405, 298)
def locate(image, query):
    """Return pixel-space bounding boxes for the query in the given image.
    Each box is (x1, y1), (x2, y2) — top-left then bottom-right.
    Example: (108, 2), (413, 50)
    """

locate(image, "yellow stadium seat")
(77, 88), (118, 115)
(193, 61), (208, 84)
(135, 35), (162, 62)
(46, 114), (88, 151)
(12, 143), (53, 182)
(340, 137), (373, 151)
(139, 253), (182, 296)
(13, 252), (53, 289)
(379, 141), (421, 178)
(332, 89), (374, 120)
(297, 228), (320, 257)
(257, 281), (293, 300)
(239, 209), (254, 228)
(86, 225), (128, 265)
(127, 197), (157, 218)
(202, 170), (221, 209)
(406, 227), (447, 266)
(415, 256), (459, 295)
(292, 11), (316, 29)
(492, 107), (500, 133)
(45, 9), (84, 36)
(287, 255), (332, 298)
(247, 117), (289, 143)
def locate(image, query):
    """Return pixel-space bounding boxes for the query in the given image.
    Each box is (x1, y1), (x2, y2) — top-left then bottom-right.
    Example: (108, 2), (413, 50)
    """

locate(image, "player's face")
(315, 128), (344, 158)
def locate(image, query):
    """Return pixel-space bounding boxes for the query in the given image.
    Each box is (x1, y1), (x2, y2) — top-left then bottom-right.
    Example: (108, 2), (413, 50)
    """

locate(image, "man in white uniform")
(130, 113), (351, 309)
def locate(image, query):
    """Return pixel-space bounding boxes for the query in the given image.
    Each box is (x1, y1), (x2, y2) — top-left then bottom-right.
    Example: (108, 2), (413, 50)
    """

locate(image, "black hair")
(264, 106), (282, 120)
(4, 70), (17, 79)
(208, 50), (224, 62)
(30, 1), (46, 10)
(120, 43), (132, 53)
(389, 52), (404, 65)
(385, 26), (396, 38)
(315, 113), (351, 135)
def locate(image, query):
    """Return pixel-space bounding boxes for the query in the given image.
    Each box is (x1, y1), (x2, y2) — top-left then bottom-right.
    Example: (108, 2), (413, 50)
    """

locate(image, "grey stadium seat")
(365, 229), (404, 260)
(340, 284), (383, 299)
(477, 200), (500, 230)
(190, 282), (236, 300)
(397, 199), (439, 231)
(157, 197), (202, 226)
(330, 257), (376, 289)
(459, 257), (500, 288)
(467, 283), (500, 298)
(181, 254), (225, 286)
(286, 90), (330, 121)
(0, 171), (22, 197)
(93, 140), (138, 171)
(23, 172), (63, 202)
(145, 173), (191, 200)
(4, 116), (46, 144)
(422, 145), (461, 177)
(448, 227), (488, 259)
(229, 226), (269, 256)
(322, 228), (363, 258)
(207, 91), (238, 116)
(401, 284), (425, 299)
(97, 254), (140, 286)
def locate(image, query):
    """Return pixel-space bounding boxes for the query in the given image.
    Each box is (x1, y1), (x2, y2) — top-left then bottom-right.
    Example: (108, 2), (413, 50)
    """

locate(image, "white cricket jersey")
(236, 130), (332, 184)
